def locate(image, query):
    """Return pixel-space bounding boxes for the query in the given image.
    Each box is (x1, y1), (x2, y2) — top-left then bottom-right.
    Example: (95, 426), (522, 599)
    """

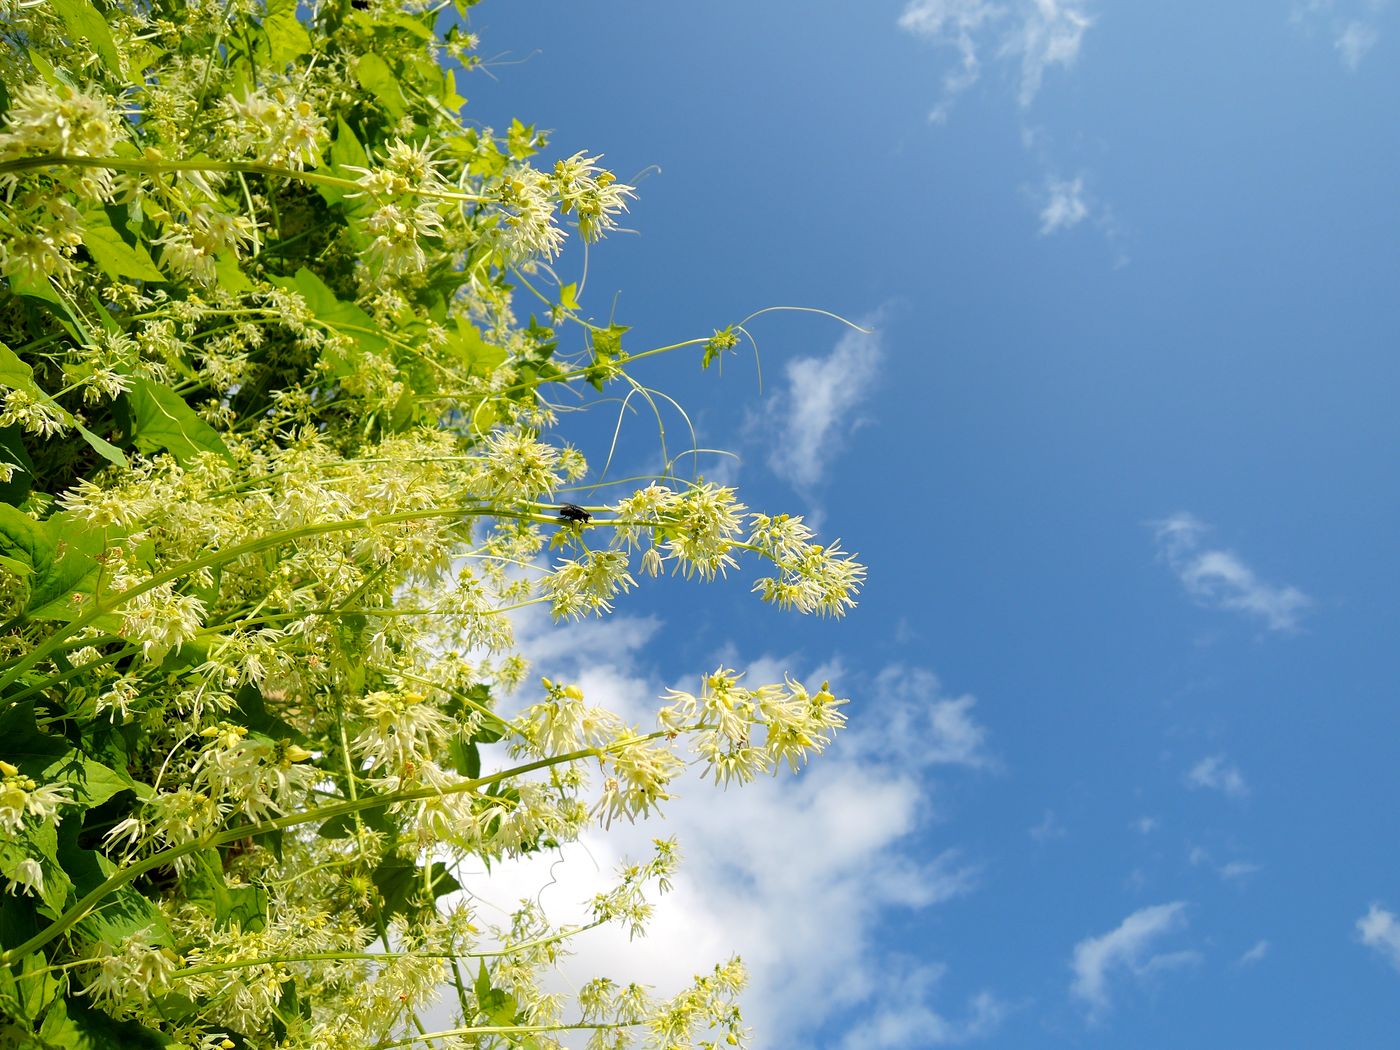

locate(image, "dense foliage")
(0, 2), (864, 1047)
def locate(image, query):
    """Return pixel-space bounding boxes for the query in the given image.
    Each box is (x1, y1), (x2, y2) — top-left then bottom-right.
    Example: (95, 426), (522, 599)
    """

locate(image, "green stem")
(0, 155), (488, 204)
(373, 1020), (647, 1049)
(168, 916), (604, 980)
(0, 504), (556, 692)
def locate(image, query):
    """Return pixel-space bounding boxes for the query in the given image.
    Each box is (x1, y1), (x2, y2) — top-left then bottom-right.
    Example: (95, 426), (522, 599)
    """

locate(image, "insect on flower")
(557, 503), (591, 524)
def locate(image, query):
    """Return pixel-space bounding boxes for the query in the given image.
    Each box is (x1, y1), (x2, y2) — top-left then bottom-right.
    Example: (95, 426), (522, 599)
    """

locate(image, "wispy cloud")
(1219, 861), (1262, 881)
(1336, 19), (1380, 66)
(464, 608), (1000, 1045)
(1185, 754), (1250, 799)
(840, 966), (1007, 1049)
(860, 665), (998, 771)
(754, 323), (882, 494)
(1358, 904), (1400, 970)
(1238, 939), (1271, 966)
(1152, 513), (1310, 632)
(1070, 902), (1196, 1017)
(898, 0), (1093, 120)
(1291, 0), (1391, 70)
(1039, 175), (1089, 234)
(1030, 809), (1067, 842)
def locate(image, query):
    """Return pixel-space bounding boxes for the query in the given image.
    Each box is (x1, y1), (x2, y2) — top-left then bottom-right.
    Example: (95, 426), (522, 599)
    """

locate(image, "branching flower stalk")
(0, 2), (865, 1048)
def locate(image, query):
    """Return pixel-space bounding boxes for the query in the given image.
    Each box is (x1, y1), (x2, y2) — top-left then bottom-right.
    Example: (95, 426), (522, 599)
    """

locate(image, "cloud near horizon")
(1152, 513), (1310, 631)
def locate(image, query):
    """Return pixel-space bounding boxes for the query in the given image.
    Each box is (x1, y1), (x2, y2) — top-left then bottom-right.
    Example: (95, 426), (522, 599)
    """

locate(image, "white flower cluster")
(660, 668), (848, 786)
(0, 759), (73, 835)
(218, 89), (328, 171)
(0, 81), (124, 199)
(746, 512), (866, 617)
(553, 152), (636, 243)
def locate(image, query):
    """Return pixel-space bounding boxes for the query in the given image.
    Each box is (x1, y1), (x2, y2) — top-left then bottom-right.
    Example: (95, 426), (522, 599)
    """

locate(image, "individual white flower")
(0, 761), (74, 833)
(4, 857), (45, 897)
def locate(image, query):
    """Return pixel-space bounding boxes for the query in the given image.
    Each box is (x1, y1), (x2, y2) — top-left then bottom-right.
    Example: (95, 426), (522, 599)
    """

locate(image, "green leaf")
(0, 425), (35, 506)
(233, 682), (306, 743)
(0, 820), (73, 914)
(447, 736), (480, 778)
(0, 507), (105, 620)
(72, 882), (169, 949)
(8, 269), (64, 306)
(43, 752), (146, 808)
(0, 946), (61, 1028)
(0, 508), (107, 621)
(556, 282), (580, 316)
(0, 701), (72, 777)
(444, 318), (506, 376)
(372, 859), (460, 922)
(0, 341), (45, 400)
(80, 211), (164, 283)
(318, 118), (370, 206)
(50, 0), (123, 79)
(75, 422), (127, 469)
(355, 52), (407, 117)
(54, 820), (114, 900)
(38, 995), (172, 1049)
(213, 252), (252, 293)
(0, 346), (117, 472)
(262, 0), (311, 67)
(126, 378), (231, 466)
(586, 323), (630, 390)
(270, 268), (390, 374)
(507, 118), (541, 159)
(183, 849), (267, 932)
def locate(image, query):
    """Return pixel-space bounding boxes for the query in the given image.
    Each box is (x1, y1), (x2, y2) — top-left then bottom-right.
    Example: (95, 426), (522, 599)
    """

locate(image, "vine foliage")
(0, 1), (865, 1047)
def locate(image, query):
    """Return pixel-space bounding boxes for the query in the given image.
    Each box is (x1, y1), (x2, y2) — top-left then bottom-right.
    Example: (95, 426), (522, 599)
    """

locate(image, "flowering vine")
(0, 2), (865, 1047)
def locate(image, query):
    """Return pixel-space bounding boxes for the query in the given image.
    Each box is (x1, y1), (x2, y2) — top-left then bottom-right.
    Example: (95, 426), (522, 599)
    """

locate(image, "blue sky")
(456, 2), (1400, 1046)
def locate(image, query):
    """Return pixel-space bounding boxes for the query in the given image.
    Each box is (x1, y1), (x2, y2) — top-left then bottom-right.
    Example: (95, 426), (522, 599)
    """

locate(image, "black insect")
(351, 0), (370, 9)
(557, 503), (591, 524)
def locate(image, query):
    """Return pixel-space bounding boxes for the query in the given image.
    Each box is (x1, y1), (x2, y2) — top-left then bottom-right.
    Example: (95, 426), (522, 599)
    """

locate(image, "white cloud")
(1070, 902), (1195, 1016)
(1291, 0), (1390, 70)
(858, 666), (998, 771)
(1336, 19), (1380, 65)
(1219, 860), (1262, 881)
(1010, 0), (1094, 106)
(1039, 176), (1089, 234)
(839, 965), (1007, 1049)
(1133, 816), (1159, 835)
(459, 610), (1000, 1046)
(896, 0), (1002, 123)
(755, 323), (882, 493)
(1185, 754), (1250, 799)
(1152, 513), (1310, 632)
(1358, 904), (1400, 970)
(898, 0), (1092, 119)
(1030, 809), (1066, 842)
(1238, 939), (1271, 966)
